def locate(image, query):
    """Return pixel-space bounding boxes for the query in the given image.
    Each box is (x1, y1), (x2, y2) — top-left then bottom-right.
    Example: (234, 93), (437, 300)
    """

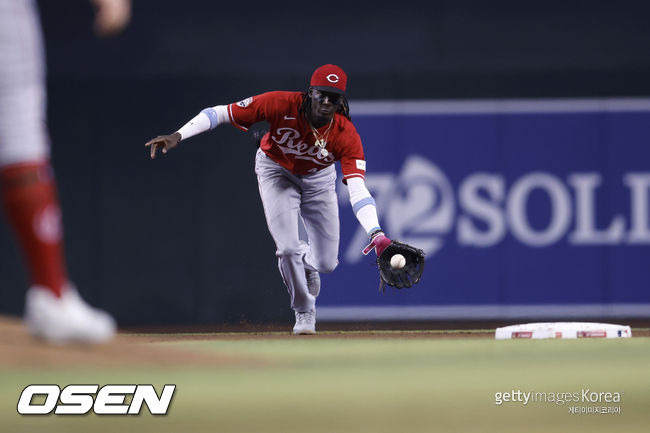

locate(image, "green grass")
(1, 335), (649, 433)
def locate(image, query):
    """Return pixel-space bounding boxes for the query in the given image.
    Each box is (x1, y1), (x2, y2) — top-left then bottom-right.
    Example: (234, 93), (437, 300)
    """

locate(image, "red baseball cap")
(310, 64), (347, 95)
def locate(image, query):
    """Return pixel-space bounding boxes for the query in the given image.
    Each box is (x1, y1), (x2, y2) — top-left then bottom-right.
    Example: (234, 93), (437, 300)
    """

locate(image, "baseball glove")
(376, 240), (425, 291)
(363, 232), (425, 291)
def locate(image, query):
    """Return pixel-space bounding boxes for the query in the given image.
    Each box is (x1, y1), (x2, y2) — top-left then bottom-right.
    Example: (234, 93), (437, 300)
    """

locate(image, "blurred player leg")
(0, 0), (115, 343)
(0, 0), (63, 296)
(1, 162), (66, 296)
(254, 149), (315, 314)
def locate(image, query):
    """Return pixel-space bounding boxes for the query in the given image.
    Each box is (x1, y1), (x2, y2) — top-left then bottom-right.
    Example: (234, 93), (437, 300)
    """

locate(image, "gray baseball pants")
(254, 148), (339, 312)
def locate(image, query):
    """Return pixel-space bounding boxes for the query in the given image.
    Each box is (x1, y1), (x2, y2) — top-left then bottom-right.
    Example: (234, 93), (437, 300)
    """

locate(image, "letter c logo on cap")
(326, 74), (339, 83)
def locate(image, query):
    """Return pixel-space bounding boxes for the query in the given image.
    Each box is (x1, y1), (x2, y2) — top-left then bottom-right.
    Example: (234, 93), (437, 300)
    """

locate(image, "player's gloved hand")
(362, 230), (392, 257)
(362, 229), (426, 291)
(145, 132), (181, 159)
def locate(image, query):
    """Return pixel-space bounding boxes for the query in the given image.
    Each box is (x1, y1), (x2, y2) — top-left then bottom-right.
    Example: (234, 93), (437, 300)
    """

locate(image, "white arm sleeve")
(176, 105), (230, 141)
(346, 177), (381, 235)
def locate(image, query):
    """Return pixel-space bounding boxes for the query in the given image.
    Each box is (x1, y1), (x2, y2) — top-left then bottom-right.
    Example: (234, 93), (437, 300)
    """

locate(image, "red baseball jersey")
(228, 91), (366, 182)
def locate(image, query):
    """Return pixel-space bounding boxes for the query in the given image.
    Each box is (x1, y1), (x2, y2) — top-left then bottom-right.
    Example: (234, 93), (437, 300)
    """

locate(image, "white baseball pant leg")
(0, 0), (50, 167)
(254, 149), (339, 312)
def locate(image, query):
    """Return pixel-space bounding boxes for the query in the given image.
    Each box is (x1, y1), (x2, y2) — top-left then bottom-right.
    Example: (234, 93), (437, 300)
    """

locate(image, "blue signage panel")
(317, 100), (650, 319)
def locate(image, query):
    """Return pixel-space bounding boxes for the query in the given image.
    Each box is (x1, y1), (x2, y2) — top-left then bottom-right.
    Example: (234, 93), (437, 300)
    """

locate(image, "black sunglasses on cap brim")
(311, 88), (343, 105)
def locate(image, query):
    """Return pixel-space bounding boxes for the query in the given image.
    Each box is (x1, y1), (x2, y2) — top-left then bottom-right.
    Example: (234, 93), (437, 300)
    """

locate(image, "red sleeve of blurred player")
(338, 122), (366, 184)
(227, 91), (286, 131)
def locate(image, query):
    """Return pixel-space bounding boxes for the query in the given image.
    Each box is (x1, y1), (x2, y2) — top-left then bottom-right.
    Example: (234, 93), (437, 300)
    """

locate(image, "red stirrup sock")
(0, 162), (67, 297)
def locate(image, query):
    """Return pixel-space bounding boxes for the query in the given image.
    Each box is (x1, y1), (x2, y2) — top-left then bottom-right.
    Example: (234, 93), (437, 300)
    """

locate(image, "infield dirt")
(1, 315), (647, 368)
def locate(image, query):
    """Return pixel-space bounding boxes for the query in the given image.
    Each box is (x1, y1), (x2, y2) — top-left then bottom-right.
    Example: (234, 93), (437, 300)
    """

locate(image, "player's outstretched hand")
(145, 132), (181, 159)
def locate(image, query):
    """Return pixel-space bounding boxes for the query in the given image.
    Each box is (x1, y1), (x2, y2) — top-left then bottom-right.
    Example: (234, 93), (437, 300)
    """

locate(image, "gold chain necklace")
(309, 118), (333, 157)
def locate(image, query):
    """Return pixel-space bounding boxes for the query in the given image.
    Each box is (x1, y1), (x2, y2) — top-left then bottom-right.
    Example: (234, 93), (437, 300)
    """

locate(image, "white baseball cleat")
(305, 269), (320, 298)
(24, 284), (116, 344)
(293, 309), (316, 335)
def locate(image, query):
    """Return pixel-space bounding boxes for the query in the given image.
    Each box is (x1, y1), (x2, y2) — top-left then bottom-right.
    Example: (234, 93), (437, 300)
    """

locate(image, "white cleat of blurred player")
(24, 284), (116, 344)
(293, 310), (316, 335)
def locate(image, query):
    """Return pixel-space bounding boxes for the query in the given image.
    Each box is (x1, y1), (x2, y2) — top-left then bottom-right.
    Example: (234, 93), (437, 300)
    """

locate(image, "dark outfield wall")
(1, 0), (650, 324)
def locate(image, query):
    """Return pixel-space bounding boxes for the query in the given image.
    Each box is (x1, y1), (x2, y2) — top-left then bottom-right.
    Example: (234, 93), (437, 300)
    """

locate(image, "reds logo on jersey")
(271, 127), (335, 165)
(228, 91), (364, 177)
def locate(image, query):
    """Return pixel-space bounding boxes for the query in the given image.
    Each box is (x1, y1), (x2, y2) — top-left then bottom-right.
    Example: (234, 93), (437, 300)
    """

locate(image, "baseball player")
(146, 64), (398, 334)
(0, 0), (130, 343)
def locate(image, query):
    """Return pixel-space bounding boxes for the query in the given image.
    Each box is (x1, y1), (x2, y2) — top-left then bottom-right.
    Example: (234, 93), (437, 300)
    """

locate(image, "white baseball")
(390, 254), (406, 269)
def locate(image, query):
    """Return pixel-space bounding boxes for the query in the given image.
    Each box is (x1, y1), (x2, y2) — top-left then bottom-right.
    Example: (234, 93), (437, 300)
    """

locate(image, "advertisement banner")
(318, 99), (650, 320)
